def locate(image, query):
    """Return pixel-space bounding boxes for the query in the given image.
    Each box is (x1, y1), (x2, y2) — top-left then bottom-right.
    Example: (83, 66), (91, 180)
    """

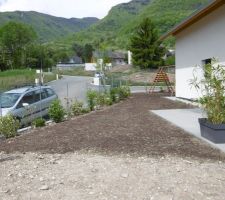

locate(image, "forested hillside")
(0, 11), (99, 42)
(65, 0), (212, 49)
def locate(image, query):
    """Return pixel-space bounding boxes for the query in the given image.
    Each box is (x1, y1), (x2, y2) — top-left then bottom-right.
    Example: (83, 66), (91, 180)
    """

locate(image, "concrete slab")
(151, 108), (225, 153)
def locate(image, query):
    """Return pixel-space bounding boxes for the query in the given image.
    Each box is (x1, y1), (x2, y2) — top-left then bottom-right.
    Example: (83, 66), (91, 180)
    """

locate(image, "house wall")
(175, 4), (225, 99)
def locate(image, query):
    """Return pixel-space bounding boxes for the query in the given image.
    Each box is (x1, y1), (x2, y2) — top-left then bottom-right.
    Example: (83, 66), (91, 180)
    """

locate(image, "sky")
(0, 0), (131, 19)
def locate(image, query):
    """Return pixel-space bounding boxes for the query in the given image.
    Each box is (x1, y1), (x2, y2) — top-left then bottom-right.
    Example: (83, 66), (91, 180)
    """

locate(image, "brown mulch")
(0, 93), (224, 161)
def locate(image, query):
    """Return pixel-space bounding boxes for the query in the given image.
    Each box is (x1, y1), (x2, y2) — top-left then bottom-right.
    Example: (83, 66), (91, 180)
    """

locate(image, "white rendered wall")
(85, 63), (97, 71)
(175, 4), (225, 99)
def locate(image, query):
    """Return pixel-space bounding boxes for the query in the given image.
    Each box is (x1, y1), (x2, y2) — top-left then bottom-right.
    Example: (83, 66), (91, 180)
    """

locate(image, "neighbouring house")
(108, 51), (126, 66)
(92, 50), (127, 66)
(161, 0), (225, 99)
(56, 55), (83, 70)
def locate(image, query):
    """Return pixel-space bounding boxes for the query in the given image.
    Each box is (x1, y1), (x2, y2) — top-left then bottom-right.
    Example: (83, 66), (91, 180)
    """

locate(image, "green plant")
(86, 90), (98, 111)
(48, 99), (65, 123)
(130, 18), (165, 69)
(118, 86), (131, 100)
(110, 88), (117, 103)
(71, 100), (84, 116)
(32, 118), (46, 127)
(97, 92), (113, 106)
(191, 60), (225, 124)
(104, 95), (113, 106)
(81, 107), (90, 114)
(96, 93), (107, 106)
(0, 115), (20, 138)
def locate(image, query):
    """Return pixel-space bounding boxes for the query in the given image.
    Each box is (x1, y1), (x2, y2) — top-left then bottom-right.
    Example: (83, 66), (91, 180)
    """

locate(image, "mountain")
(65, 0), (212, 49)
(0, 11), (99, 42)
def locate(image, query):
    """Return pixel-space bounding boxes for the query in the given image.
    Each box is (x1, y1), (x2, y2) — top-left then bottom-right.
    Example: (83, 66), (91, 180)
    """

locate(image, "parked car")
(0, 85), (57, 125)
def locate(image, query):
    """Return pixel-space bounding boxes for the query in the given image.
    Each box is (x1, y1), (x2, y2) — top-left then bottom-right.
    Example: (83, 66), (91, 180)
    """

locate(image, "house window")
(202, 58), (212, 78)
(202, 58), (212, 65)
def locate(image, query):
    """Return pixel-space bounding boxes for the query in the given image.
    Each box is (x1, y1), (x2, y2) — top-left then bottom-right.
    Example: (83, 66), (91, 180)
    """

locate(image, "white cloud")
(0, 0), (131, 19)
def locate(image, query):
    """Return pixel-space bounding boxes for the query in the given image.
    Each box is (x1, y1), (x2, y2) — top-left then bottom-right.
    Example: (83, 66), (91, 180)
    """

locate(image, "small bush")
(32, 118), (46, 127)
(118, 86), (131, 100)
(104, 95), (113, 106)
(110, 88), (118, 103)
(71, 100), (84, 116)
(0, 115), (20, 138)
(86, 90), (98, 111)
(81, 107), (90, 114)
(98, 92), (113, 106)
(48, 99), (65, 123)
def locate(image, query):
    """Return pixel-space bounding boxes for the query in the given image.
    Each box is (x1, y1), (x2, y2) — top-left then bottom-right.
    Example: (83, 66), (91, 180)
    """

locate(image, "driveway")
(48, 76), (92, 107)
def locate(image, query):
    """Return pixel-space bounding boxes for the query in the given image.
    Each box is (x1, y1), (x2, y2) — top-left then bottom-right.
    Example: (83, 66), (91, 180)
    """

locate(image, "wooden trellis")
(149, 67), (174, 94)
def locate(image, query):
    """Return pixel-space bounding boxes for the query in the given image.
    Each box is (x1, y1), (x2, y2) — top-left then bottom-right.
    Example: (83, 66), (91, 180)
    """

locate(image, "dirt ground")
(109, 65), (175, 84)
(0, 93), (225, 200)
(123, 72), (175, 84)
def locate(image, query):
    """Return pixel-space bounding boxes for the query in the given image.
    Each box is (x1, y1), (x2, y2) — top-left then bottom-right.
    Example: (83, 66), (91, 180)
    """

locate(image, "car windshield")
(0, 93), (21, 108)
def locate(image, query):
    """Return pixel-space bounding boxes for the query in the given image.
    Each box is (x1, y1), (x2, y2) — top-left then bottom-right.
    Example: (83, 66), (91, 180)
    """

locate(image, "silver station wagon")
(0, 86), (58, 125)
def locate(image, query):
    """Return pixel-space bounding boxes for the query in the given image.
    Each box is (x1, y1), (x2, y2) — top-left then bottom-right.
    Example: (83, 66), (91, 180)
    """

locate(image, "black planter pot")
(199, 118), (225, 144)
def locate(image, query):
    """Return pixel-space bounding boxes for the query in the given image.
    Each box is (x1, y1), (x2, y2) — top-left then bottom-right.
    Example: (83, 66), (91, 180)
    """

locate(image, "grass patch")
(0, 69), (56, 92)
(56, 67), (95, 77)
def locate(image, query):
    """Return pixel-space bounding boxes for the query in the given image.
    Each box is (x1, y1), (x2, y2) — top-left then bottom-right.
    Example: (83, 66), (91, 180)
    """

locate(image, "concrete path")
(130, 86), (162, 93)
(151, 108), (225, 153)
(48, 76), (92, 107)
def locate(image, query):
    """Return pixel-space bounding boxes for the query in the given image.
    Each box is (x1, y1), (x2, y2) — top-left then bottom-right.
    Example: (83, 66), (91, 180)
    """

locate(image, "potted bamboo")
(191, 60), (225, 143)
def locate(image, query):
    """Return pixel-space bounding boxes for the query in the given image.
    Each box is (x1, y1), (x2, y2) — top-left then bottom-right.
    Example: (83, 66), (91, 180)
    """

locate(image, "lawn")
(55, 67), (95, 77)
(0, 69), (56, 92)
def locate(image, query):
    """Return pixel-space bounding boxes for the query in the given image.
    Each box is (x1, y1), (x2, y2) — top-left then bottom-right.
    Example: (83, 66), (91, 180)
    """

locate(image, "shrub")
(48, 99), (65, 123)
(96, 93), (106, 106)
(110, 88), (118, 103)
(0, 115), (20, 138)
(191, 60), (225, 124)
(96, 92), (112, 106)
(71, 100), (84, 116)
(118, 86), (131, 100)
(104, 95), (113, 106)
(86, 90), (98, 111)
(81, 107), (90, 114)
(32, 118), (46, 127)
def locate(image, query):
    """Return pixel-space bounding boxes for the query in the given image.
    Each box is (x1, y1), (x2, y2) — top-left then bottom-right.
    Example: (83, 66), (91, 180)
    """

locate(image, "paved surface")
(48, 77), (164, 107)
(48, 76), (92, 107)
(130, 86), (163, 93)
(151, 108), (225, 153)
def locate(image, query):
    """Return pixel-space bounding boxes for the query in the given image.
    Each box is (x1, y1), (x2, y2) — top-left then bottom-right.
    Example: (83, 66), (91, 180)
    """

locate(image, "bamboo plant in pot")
(191, 60), (225, 143)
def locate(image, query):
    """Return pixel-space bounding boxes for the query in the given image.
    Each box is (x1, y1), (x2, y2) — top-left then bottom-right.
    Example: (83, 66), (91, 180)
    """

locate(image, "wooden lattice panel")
(149, 67), (174, 95)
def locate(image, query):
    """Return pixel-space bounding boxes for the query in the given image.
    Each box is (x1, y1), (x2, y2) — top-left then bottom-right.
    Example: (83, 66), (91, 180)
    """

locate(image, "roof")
(160, 0), (225, 40)
(5, 85), (51, 94)
(109, 52), (126, 59)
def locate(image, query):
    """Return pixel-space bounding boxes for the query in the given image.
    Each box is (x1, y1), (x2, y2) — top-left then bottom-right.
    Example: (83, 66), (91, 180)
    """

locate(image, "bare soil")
(0, 93), (225, 200)
(123, 72), (175, 84)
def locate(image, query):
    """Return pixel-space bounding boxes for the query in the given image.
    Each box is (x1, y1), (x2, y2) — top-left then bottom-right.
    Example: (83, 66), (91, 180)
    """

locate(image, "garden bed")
(0, 93), (224, 161)
(0, 93), (225, 200)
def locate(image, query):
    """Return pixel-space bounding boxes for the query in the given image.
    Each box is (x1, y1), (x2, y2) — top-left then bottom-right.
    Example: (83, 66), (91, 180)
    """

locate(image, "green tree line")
(0, 21), (95, 71)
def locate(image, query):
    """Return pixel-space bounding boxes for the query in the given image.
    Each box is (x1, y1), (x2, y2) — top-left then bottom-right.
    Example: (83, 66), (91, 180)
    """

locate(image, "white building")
(161, 0), (225, 99)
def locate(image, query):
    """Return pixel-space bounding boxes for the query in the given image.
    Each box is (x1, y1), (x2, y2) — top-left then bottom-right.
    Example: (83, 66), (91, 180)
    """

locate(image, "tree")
(72, 43), (84, 58)
(130, 18), (165, 69)
(83, 44), (94, 63)
(25, 44), (55, 69)
(0, 21), (37, 70)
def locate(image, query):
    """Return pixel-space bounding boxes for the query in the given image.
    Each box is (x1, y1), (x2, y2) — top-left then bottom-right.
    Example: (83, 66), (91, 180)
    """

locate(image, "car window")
(46, 89), (55, 97)
(41, 90), (48, 99)
(33, 90), (41, 103)
(17, 92), (34, 108)
(0, 93), (21, 108)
